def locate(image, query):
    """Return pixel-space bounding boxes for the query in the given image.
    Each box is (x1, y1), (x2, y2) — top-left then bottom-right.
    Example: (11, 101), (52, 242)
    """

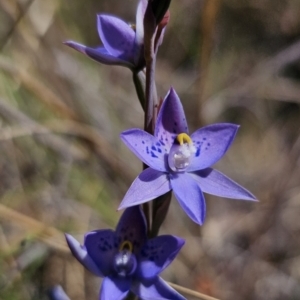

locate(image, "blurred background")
(1, 0), (300, 299)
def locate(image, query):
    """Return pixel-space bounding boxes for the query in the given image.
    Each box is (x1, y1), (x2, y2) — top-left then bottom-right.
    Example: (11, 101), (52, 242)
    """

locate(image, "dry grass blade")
(0, 120), (135, 183)
(0, 203), (69, 253)
(0, 97), (87, 160)
(197, 0), (222, 123)
(46, 120), (135, 184)
(0, 0), (36, 51)
(0, 55), (78, 120)
(204, 38), (300, 119)
(168, 282), (220, 300)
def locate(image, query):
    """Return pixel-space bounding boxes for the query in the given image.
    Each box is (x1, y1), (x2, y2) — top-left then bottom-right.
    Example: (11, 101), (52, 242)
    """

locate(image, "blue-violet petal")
(64, 42), (134, 68)
(99, 276), (131, 300)
(115, 206), (147, 254)
(132, 277), (186, 300)
(119, 168), (171, 210)
(191, 168), (257, 200)
(188, 123), (239, 172)
(121, 129), (167, 172)
(84, 229), (117, 276)
(170, 173), (206, 225)
(155, 88), (189, 149)
(137, 235), (185, 279)
(65, 234), (103, 276)
(97, 15), (135, 61)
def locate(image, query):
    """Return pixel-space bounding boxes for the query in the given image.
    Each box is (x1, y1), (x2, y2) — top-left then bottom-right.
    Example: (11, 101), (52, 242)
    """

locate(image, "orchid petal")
(100, 276), (130, 300)
(97, 15), (135, 61)
(121, 129), (167, 172)
(188, 123), (239, 172)
(65, 234), (103, 276)
(155, 88), (189, 149)
(84, 230), (117, 276)
(116, 207), (147, 254)
(132, 277), (186, 300)
(137, 235), (185, 279)
(170, 173), (206, 225)
(135, 0), (148, 46)
(191, 168), (257, 200)
(119, 168), (171, 210)
(64, 41), (134, 68)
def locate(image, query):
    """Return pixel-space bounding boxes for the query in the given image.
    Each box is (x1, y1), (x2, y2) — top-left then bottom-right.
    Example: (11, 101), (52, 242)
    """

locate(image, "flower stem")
(142, 1), (158, 237)
(143, 1), (158, 134)
(125, 291), (138, 300)
(132, 71), (146, 111)
(150, 190), (172, 238)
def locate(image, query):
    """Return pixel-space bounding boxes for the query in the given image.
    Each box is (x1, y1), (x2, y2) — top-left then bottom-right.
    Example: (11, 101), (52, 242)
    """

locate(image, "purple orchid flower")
(64, 0), (163, 71)
(119, 88), (257, 225)
(66, 206), (186, 300)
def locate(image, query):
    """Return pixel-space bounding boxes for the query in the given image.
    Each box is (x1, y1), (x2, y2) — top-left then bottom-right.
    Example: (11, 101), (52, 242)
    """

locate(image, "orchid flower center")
(113, 241), (137, 277)
(168, 133), (196, 172)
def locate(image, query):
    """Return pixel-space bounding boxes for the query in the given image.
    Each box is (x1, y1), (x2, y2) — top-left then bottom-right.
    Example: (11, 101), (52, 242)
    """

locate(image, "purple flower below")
(66, 206), (186, 300)
(119, 88), (257, 225)
(64, 0), (161, 71)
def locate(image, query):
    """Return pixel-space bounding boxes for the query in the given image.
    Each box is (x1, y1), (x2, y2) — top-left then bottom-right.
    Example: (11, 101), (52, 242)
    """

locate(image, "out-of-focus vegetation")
(1, 0), (300, 299)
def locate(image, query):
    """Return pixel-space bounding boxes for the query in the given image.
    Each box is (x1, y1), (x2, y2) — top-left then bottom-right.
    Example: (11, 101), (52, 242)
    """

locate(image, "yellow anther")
(119, 241), (133, 253)
(176, 133), (192, 145)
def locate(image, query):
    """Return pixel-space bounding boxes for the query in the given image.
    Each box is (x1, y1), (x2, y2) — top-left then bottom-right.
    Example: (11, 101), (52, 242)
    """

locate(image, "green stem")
(150, 191), (172, 238)
(132, 71), (146, 111)
(125, 291), (138, 300)
(141, 1), (158, 238)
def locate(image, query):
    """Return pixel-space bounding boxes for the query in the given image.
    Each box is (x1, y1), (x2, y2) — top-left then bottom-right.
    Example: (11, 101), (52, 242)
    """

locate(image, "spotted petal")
(137, 235), (185, 279)
(100, 276), (131, 300)
(84, 230), (117, 276)
(64, 41), (134, 68)
(155, 88), (189, 149)
(116, 207), (147, 254)
(188, 123), (239, 172)
(132, 277), (186, 300)
(191, 168), (257, 200)
(65, 234), (103, 276)
(170, 173), (206, 225)
(119, 168), (171, 210)
(121, 129), (168, 171)
(98, 15), (135, 61)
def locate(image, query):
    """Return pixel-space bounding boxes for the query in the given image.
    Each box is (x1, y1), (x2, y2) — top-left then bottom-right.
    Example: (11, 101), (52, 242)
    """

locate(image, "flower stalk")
(143, 0), (158, 134)
(141, 0), (158, 237)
